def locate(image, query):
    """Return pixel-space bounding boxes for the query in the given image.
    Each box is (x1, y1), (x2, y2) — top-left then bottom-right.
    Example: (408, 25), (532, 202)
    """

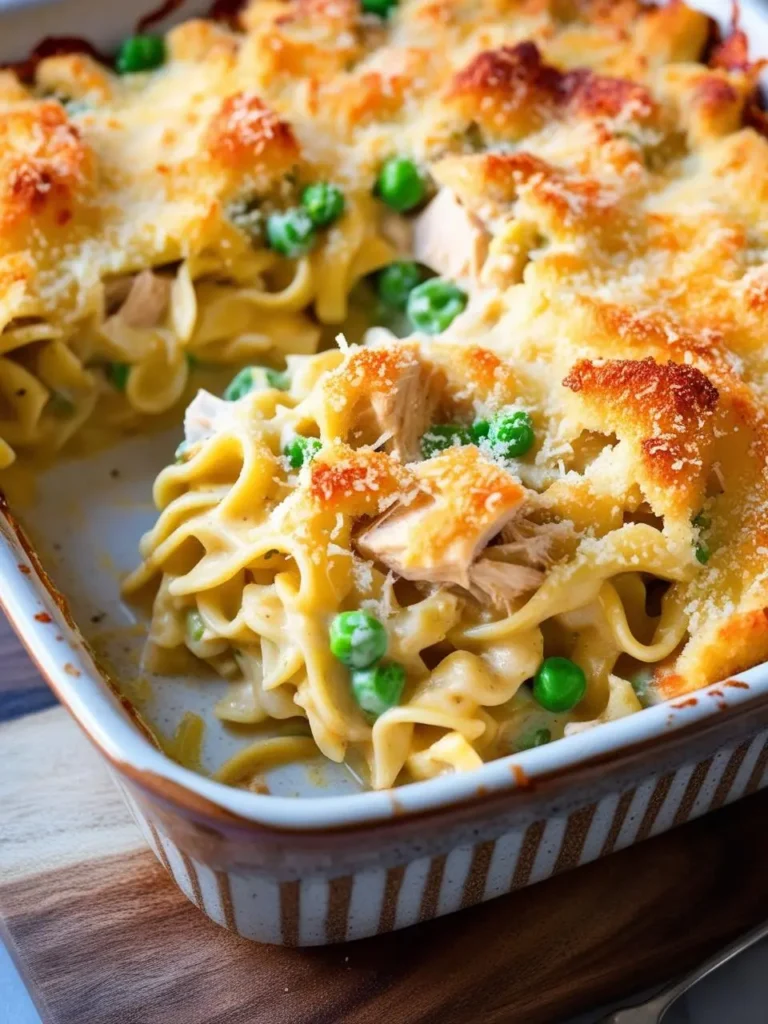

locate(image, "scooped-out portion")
(124, 319), (758, 790)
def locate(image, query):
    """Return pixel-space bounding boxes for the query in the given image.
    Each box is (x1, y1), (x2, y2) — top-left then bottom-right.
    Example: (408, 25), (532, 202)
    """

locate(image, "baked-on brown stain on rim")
(635, 772), (676, 842)
(510, 820), (546, 890)
(709, 739), (753, 811)
(461, 840), (496, 909)
(0, 582), (159, 752)
(2, 36), (108, 81)
(0, 496), (78, 629)
(326, 876), (353, 944)
(601, 789), (636, 856)
(553, 803), (598, 873)
(673, 757), (715, 826)
(378, 865), (405, 934)
(214, 871), (238, 933)
(280, 881), (300, 946)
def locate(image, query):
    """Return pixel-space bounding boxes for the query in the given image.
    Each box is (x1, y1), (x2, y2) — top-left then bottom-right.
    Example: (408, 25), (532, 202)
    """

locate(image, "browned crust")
(447, 42), (563, 137)
(563, 357), (718, 490)
(204, 91), (299, 179)
(320, 345), (422, 417)
(309, 445), (409, 513)
(447, 41), (655, 138)
(562, 357), (718, 414)
(0, 102), (94, 239)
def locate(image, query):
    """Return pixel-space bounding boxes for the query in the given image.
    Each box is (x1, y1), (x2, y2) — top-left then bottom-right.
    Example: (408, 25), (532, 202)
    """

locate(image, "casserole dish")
(2, 0), (768, 945)
(4, 475), (768, 945)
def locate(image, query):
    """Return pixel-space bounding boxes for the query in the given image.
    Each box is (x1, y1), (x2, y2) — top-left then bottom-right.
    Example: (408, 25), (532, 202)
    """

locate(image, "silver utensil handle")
(602, 917), (768, 1023)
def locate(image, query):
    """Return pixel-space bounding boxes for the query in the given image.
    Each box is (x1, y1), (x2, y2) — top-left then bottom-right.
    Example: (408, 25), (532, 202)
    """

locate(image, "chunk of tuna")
(467, 558), (544, 611)
(412, 188), (489, 284)
(111, 269), (171, 329)
(356, 445), (526, 588)
(184, 389), (233, 445)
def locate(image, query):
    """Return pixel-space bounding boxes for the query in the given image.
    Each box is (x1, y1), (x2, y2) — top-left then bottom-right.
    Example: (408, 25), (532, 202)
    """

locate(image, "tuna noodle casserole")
(3, 1), (768, 788)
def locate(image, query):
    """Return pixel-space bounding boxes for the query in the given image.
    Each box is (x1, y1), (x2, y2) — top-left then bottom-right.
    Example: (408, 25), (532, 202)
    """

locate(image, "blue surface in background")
(0, 686), (57, 724)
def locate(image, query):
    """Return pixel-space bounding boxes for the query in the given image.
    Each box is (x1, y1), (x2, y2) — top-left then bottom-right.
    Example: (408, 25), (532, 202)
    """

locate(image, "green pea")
(186, 353), (201, 370)
(224, 366), (289, 401)
(489, 410), (535, 459)
(470, 419), (490, 443)
(116, 34), (166, 74)
(406, 277), (468, 334)
(695, 543), (710, 565)
(533, 657), (586, 713)
(631, 668), (653, 707)
(518, 728), (551, 751)
(376, 157), (425, 213)
(351, 662), (406, 720)
(186, 609), (205, 643)
(693, 511), (712, 565)
(420, 424), (472, 459)
(362, 0), (399, 17)
(301, 183), (345, 228)
(329, 610), (388, 669)
(266, 209), (316, 258)
(376, 261), (424, 310)
(107, 362), (130, 391)
(284, 435), (322, 469)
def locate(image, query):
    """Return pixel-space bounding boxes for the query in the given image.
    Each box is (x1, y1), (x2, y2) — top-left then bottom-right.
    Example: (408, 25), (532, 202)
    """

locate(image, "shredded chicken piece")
(356, 446), (526, 588)
(184, 389), (233, 445)
(412, 187), (490, 284)
(369, 360), (439, 463)
(498, 519), (575, 567)
(112, 269), (172, 329)
(380, 211), (413, 254)
(468, 558), (543, 611)
(103, 274), (135, 313)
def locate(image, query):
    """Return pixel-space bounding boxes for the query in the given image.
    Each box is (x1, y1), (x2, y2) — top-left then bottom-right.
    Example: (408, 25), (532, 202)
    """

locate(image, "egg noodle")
(5, 0), (768, 788)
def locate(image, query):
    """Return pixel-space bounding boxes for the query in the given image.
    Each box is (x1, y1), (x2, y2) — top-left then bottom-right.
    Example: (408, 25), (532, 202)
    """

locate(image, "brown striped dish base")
(114, 728), (768, 945)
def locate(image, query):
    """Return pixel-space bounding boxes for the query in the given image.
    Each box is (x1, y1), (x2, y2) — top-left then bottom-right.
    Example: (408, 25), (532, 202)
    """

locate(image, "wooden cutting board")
(4, 696), (768, 1022)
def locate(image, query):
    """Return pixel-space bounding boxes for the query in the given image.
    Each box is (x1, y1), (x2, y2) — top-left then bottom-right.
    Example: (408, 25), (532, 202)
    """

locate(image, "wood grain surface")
(2, 617), (768, 1024)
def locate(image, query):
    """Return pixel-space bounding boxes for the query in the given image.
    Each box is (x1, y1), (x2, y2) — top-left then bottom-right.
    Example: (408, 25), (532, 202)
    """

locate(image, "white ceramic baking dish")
(2, 0), (768, 947)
